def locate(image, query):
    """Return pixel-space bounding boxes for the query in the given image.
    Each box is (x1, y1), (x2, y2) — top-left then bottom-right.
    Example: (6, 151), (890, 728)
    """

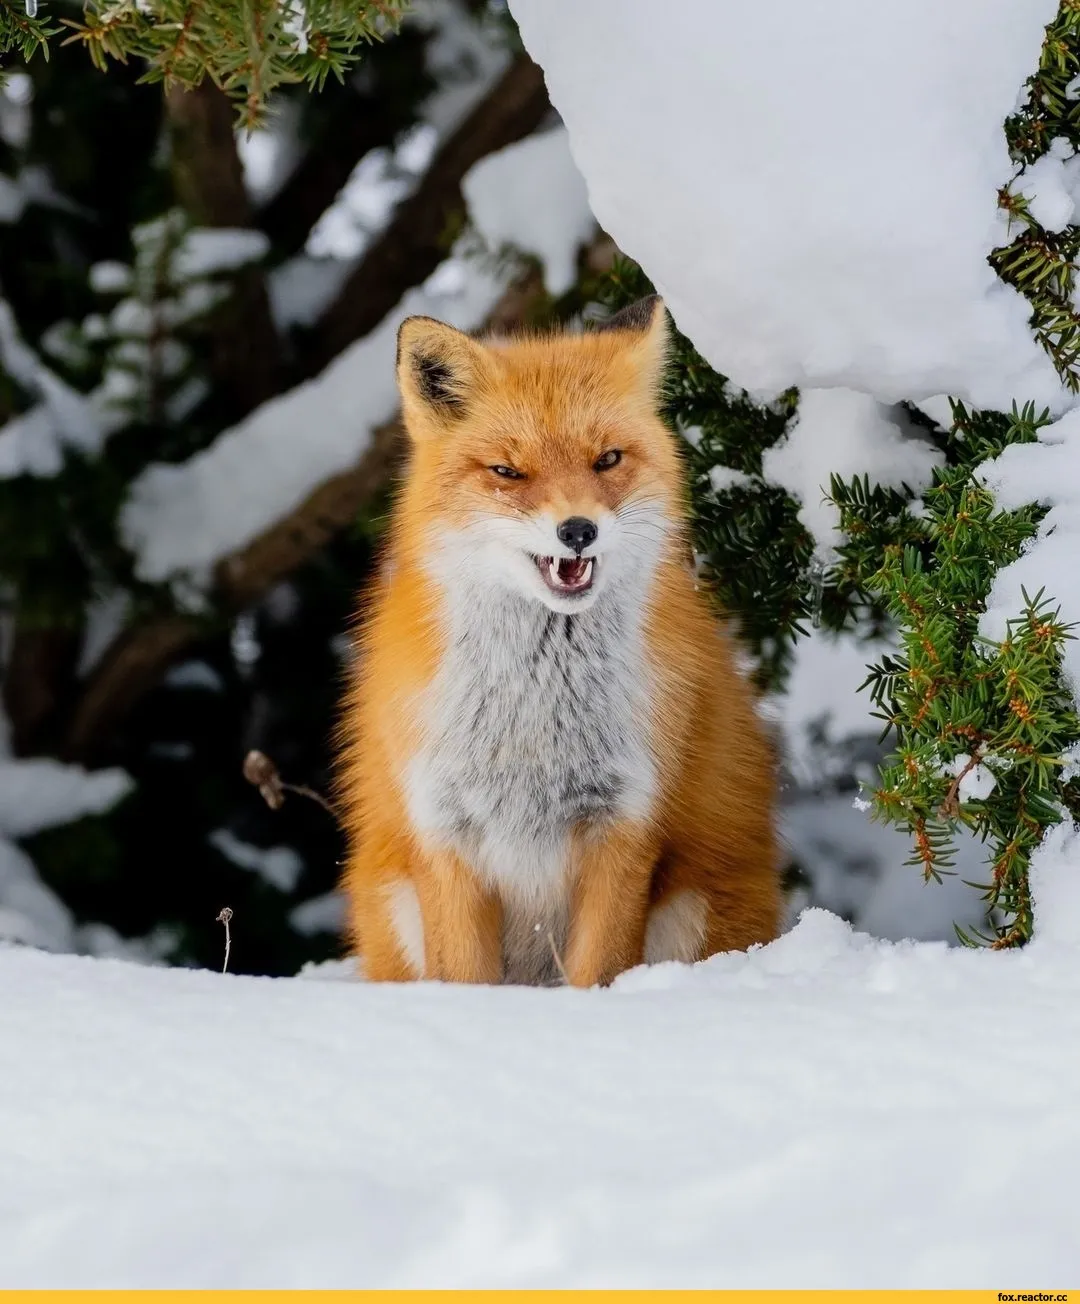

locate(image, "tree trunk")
(165, 80), (284, 416)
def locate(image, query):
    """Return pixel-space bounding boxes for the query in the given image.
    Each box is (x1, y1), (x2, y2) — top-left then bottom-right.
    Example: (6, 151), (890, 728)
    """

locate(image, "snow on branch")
(509, 0), (1065, 412)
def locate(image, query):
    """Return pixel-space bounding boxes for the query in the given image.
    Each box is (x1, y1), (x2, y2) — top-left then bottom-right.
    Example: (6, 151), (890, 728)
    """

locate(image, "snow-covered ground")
(2, 854), (1078, 1288)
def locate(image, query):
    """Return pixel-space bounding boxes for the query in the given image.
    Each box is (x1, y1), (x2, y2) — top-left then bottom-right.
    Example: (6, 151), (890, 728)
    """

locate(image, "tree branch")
(257, 28), (433, 258)
(303, 53), (551, 375)
(3, 623), (80, 756)
(62, 613), (200, 763)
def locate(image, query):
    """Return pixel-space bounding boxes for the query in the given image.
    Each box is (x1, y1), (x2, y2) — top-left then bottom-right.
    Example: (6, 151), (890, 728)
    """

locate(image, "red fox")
(336, 296), (779, 986)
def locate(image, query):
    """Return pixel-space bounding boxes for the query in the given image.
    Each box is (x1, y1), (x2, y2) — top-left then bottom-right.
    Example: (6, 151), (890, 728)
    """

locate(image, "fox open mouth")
(535, 555), (596, 596)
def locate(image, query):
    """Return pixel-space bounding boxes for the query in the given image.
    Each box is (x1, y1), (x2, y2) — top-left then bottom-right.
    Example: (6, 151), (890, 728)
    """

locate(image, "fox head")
(395, 296), (683, 615)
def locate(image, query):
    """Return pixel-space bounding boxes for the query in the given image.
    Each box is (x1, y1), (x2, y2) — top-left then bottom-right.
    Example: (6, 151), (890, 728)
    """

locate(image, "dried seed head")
(242, 749), (285, 810)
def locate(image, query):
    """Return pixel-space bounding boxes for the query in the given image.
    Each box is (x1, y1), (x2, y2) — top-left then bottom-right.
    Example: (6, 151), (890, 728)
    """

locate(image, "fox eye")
(489, 464), (526, 480)
(593, 449), (622, 471)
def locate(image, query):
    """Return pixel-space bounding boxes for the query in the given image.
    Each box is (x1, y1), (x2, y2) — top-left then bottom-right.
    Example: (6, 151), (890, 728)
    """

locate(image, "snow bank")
(509, 0), (1063, 412)
(1, 900), (1077, 1288)
(464, 127), (595, 296)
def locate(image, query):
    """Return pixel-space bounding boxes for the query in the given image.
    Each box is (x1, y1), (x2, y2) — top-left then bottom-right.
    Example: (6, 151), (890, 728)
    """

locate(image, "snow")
(1015, 137), (1080, 232)
(463, 127), (595, 296)
(782, 796), (992, 943)
(236, 99), (302, 205)
(761, 389), (942, 554)
(0, 300), (111, 479)
(414, 0), (513, 138)
(0, 70), (32, 150)
(947, 752), (998, 802)
(0, 758), (133, 953)
(172, 228), (270, 282)
(289, 889), (345, 936)
(1030, 818), (1080, 950)
(0, 841), (74, 952)
(163, 659), (224, 692)
(978, 403), (1080, 688)
(209, 828), (304, 894)
(88, 261), (133, 295)
(268, 253), (355, 330)
(306, 0), (510, 263)
(1, 892), (1077, 1288)
(777, 627), (887, 789)
(0, 174), (24, 223)
(0, 759), (133, 841)
(306, 145), (416, 260)
(509, 0), (1064, 413)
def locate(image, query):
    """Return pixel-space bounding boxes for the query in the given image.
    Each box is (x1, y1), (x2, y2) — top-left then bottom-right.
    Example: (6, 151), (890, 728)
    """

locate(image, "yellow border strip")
(0, 1292), (1073, 1302)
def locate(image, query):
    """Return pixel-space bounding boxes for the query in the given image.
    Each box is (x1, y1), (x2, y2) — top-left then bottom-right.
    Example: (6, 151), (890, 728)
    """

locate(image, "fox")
(335, 295), (780, 987)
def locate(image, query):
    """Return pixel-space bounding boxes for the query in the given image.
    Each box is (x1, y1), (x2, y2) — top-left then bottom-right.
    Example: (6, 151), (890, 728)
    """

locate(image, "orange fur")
(335, 299), (780, 986)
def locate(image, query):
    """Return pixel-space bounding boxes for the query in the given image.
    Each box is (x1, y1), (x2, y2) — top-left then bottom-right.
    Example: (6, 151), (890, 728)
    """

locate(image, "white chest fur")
(404, 577), (656, 925)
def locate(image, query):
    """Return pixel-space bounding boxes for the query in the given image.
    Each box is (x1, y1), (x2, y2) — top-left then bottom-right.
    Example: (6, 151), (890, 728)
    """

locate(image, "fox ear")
(396, 316), (490, 433)
(594, 295), (665, 336)
(594, 295), (669, 399)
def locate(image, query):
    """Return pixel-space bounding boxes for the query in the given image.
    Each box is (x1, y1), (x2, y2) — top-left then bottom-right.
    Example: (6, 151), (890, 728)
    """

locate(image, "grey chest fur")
(405, 587), (656, 899)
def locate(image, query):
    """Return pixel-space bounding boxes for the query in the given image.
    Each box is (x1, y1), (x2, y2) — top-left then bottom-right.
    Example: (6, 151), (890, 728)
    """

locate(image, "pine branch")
(41, 0), (409, 128)
(256, 26), (432, 257)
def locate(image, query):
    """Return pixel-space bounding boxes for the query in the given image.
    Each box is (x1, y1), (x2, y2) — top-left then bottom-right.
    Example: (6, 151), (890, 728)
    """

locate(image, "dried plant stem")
(546, 930), (570, 987)
(279, 780), (339, 822)
(242, 749), (342, 827)
(941, 748), (985, 818)
(216, 907), (233, 974)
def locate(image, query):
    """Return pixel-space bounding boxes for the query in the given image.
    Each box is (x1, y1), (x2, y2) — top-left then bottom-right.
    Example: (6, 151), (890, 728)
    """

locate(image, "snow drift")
(1, 876), (1077, 1287)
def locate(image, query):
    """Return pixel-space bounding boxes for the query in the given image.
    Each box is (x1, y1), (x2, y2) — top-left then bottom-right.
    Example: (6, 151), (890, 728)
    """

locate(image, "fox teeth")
(581, 559), (593, 583)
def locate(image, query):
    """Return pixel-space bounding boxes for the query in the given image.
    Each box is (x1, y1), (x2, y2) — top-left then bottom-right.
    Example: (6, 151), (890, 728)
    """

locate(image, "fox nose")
(556, 516), (598, 555)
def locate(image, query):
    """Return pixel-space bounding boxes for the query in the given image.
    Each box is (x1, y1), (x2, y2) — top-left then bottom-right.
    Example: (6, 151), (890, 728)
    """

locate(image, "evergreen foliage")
(1, 0), (406, 126)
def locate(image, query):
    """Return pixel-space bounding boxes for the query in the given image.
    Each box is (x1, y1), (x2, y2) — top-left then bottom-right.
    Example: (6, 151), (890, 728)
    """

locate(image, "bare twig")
(533, 922), (570, 986)
(941, 749), (985, 818)
(547, 932), (571, 987)
(216, 906), (233, 973)
(242, 749), (342, 826)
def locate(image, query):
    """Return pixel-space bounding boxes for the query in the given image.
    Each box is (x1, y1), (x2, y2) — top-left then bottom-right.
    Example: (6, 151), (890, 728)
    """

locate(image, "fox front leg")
(424, 848), (504, 984)
(563, 824), (657, 988)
